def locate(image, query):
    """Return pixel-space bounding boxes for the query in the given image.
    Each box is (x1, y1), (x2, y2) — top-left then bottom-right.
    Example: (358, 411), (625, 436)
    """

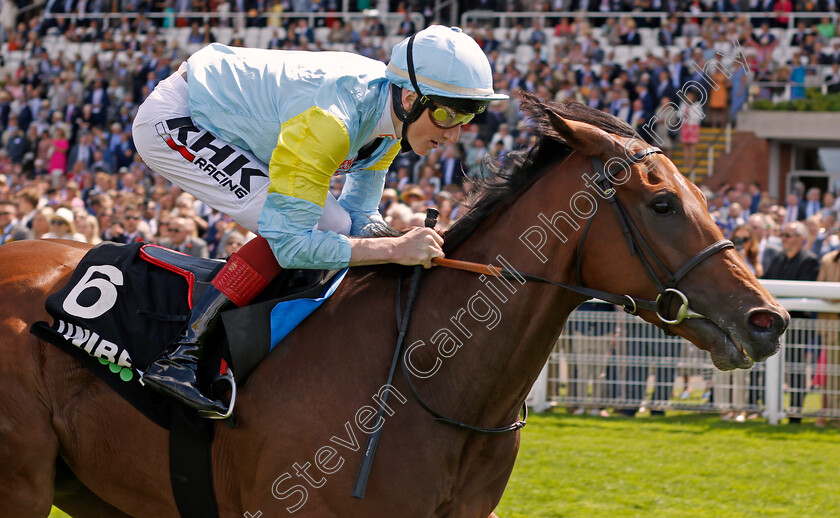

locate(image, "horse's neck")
(408, 158), (587, 427)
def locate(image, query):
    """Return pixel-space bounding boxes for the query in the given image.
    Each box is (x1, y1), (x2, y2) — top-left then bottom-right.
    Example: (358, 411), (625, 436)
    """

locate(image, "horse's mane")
(362, 94), (640, 267)
(442, 93), (640, 254)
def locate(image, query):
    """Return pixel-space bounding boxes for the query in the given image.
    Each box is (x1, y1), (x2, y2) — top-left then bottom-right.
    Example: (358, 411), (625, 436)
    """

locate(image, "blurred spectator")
(816, 245), (840, 428)
(568, 302), (615, 418)
(720, 202), (746, 235)
(619, 18), (641, 45)
(826, 63), (840, 93)
(783, 192), (806, 224)
(438, 146), (464, 187)
(75, 211), (102, 245)
(397, 11), (416, 37)
(489, 123), (514, 152)
(434, 191), (456, 231)
(41, 206), (86, 242)
(816, 16), (836, 42)
(483, 101), (506, 143)
(732, 223), (764, 276)
(385, 202), (413, 232)
(49, 127), (70, 177)
(378, 187), (398, 217)
(678, 90), (703, 172)
(619, 322), (682, 418)
(708, 68), (730, 129)
(158, 216), (209, 258)
(803, 215), (826, 257)
(103, 204), (151, 244)
(763, 221), (820, 424)
(0, 199), (31, 244)
(804, 187), (822, 219)
(751, 23), (778, 63)
(32, 206), (54, 240)
(217, 230), (245, 260)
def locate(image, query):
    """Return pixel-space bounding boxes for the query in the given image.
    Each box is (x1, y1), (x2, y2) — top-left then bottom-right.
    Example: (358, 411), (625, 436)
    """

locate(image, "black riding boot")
(142, 285), (233, 415)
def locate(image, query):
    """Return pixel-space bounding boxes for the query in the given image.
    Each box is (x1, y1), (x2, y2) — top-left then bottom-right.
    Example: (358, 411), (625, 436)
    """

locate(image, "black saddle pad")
(31, 241), (333, 428)
(30, 242), (221, 427)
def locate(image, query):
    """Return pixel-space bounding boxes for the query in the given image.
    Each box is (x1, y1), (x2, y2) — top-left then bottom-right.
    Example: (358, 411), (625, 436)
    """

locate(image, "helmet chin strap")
(391, 84), (415, 153)
(392, 33), (431, 153)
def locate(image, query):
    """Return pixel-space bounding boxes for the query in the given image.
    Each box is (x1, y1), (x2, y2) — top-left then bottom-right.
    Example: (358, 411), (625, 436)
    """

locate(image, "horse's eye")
(651, 199), (673, 215)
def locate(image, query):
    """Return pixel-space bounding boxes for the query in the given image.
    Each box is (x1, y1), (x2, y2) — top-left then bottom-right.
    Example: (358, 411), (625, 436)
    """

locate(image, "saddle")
(31, 241), (343, 428)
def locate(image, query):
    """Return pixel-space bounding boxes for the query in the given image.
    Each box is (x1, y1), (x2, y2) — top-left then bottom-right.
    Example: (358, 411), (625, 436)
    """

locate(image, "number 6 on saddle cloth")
(30, 241), (345, 428)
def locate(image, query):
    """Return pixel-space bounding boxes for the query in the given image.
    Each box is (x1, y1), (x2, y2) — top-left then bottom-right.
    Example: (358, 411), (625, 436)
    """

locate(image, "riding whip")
(351, 208), (439, 499)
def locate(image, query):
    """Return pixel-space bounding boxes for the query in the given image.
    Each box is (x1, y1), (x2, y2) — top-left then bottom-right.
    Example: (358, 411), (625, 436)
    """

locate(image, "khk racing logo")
(156, 117), (267, 199)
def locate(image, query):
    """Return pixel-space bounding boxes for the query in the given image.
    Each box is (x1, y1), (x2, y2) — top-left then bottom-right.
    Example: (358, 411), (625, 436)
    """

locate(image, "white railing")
(527, 279), (840, 426)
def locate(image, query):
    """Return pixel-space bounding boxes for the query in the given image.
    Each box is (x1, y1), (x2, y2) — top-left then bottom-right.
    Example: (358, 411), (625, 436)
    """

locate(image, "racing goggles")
(428, 101), (474, 129)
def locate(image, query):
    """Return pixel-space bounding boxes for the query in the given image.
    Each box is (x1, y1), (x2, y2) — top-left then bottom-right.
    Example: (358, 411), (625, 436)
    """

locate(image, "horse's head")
(542, 101), (788, 370)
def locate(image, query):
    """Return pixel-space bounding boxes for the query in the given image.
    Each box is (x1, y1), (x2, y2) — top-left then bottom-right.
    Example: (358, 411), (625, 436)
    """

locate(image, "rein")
(401, 148), (734, 437)
(386, 149), (733, 437)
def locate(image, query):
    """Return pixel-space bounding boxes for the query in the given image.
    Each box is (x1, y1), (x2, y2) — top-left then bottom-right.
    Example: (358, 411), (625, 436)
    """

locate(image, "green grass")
(49, 411), (840, 518)
(495, 411), (840, 517)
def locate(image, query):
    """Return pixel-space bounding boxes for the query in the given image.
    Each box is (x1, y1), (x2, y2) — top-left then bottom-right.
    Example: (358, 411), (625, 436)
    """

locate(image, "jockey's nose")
(443, 125), (461, 143)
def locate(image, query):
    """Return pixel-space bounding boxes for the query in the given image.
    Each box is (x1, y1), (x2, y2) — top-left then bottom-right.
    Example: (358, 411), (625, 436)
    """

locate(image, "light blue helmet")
(387, 26), (507, 151)
(386, 25), (508, 105)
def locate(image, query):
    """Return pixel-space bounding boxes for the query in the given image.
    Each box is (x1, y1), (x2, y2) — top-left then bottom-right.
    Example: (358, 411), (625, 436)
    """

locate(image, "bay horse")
(0, 98), (787, 517)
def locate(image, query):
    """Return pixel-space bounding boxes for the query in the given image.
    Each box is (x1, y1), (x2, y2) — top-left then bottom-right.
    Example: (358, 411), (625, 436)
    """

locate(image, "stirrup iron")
(198, 368), (237, 420)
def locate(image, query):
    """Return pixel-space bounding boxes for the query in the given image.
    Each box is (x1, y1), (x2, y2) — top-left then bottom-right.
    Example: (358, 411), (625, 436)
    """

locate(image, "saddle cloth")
(31, 241), (344, 428)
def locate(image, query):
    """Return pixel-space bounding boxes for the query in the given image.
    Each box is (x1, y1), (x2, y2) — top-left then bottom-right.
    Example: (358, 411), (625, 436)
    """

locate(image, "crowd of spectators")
(0, 5), (838, 255)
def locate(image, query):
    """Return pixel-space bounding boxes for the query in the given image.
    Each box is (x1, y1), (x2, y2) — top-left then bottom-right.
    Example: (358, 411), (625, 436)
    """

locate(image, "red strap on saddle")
(211, 236), (281, 307)
(212, 254), (270, 307)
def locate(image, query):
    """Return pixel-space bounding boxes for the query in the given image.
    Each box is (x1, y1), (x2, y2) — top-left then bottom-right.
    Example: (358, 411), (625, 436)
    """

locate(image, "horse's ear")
(547, 109), (625, 160)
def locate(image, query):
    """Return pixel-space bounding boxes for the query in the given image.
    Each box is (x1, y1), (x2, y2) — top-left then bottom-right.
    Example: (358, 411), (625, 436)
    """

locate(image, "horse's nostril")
(749, 311), (774, 329)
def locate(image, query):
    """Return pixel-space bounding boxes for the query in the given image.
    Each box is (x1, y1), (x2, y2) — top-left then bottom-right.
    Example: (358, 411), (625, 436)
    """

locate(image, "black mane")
(442, 94), (640, 254)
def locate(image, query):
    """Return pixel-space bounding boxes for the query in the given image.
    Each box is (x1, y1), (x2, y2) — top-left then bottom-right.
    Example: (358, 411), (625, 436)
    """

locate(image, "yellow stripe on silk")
(268, 106), (350, 207)
(365, 141), (401, 171)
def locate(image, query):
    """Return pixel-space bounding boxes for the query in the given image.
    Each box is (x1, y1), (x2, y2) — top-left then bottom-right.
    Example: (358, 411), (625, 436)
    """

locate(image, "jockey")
(133, 25), (507, 416)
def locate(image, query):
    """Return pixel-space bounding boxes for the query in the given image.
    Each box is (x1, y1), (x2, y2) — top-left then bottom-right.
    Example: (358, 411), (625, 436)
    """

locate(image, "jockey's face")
(400, 90), (461, 156)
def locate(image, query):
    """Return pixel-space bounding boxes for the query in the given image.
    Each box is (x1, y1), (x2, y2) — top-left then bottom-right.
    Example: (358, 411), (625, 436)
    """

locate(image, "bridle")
(417, 146), (733, 434)
(575, 146), (734, 325)
(437, 146), (733, 327)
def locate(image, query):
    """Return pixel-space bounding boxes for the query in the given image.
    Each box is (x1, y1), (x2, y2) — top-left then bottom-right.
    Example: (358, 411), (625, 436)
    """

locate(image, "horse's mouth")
(680, 317), (773, 371)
